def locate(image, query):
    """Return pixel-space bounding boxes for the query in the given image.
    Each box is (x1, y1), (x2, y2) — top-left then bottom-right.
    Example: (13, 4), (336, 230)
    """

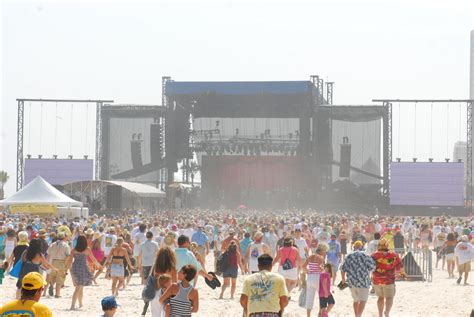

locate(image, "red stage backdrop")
(201, 156), (306, 192)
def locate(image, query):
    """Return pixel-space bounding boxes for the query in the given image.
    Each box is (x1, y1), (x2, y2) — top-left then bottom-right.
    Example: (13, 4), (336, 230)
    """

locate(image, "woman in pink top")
(273, 238), (302, 293)
(300, 243), (326, 317)
(319, 263), (335, 317)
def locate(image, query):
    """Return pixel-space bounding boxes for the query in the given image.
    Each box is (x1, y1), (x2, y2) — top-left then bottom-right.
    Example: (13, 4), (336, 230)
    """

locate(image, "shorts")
(278, 266), (298, 281)
(142, 266), (152, 279)
(110, 264), (125, 277)
(445, 253), (455, 261)
(458, 262), (471, 273)
(223, 266), (238, 278)
(319, 294), (335, 308)
(350, 287), (369, 302)
(374, 284), (396, 298)
(48, 259), (67, 287)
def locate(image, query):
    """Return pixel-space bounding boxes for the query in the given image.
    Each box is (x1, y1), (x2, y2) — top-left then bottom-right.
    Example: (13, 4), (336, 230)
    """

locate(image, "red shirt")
(371, 251), (403, 285)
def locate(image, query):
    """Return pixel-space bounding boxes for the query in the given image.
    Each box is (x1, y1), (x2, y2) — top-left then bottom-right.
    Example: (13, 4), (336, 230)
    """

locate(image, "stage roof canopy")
(165, 80), (314, 118)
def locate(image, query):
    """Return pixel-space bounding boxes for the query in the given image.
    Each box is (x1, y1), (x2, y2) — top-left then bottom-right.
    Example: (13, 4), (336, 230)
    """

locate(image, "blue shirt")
(175, 248), (202, 272)
(326, 240), (341, 265)
(341, 250), (376, 288)
(191, 230), (209, 247)
(240, 237), (253, 255)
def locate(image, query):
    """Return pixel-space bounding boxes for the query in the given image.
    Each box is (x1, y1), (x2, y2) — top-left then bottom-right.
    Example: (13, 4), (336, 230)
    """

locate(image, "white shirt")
(181, 228), (195, 239)
(294, 237), (307, 258)
(455, 242), (474, 265)
(133, 232), (147, 257)
(102, 234), (117, 256)
(366, 239), (379, 255)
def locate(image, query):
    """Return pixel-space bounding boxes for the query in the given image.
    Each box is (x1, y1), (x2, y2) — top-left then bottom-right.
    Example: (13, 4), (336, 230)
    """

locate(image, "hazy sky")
(1, 0), (473, 196)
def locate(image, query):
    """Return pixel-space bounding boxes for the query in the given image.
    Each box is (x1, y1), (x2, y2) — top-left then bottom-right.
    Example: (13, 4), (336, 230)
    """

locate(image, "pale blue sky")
(1, 0), (473, 195)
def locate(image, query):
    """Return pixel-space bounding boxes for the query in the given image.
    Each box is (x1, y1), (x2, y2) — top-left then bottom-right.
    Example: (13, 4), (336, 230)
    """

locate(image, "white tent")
(0, 176), (82, 207)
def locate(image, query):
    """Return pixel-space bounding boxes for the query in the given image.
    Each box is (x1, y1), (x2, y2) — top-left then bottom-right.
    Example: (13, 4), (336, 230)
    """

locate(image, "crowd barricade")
(394, 247), (432, 282)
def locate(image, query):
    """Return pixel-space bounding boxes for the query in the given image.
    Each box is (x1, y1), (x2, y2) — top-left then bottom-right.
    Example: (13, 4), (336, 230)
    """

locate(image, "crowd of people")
(0, 208), (472, 316)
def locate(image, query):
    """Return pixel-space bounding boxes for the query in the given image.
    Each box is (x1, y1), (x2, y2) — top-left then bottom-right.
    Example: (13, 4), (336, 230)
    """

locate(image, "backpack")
(282, 249), (294, 270)
(215, 252), (229, 276)
(141, 275), (157, 302)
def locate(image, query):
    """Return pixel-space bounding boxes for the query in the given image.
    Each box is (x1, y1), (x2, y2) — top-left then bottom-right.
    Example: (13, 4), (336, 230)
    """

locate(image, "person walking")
(16, 238), (57, 300)
(104, 237), (134, 297)
(326, 234), (341, 285)
(455, 235), (474, 285)
(66, 234), (101, 310)
(219, 241), (243, 299)
(46, 232), (70, 298)
(371, 239), (405, 317)
(300, 243), (326, 317)
(148, 247), (177, 317)
(273, 237), (302, 293)
(137, 231), (160, 285)
(240, 254), (289, 317)
(245, 232), (270, 274)
(341, 240), (376, 317)
(191, 225), (210, 260)
(0, 272), (52, 316)
(438, 232), (457, 278)
(174, 235), (214, 285)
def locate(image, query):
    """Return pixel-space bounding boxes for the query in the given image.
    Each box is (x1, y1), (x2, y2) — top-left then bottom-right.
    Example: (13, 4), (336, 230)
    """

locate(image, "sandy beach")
(1, 253), (472, 317)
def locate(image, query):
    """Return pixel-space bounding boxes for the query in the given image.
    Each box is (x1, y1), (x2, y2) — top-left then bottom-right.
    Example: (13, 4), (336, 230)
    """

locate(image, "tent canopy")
(0, 176), (82, 207)
(63, 180), (166, 198)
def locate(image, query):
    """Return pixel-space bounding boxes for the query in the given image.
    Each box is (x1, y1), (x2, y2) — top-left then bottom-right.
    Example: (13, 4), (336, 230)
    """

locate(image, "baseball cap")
(353, 240), (364, 249)
(57, 232), (65, 239)
(101, 296), (119, 310)
(22, 272), (47, 290)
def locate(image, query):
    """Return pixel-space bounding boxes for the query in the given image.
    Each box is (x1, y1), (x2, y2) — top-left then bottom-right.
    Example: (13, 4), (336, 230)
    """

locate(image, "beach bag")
(10, 260), (23, 278)
(142, 275), (157, 302)
(215, 252), (229, 276)
(282, 249), (294, 270)
(298, 284), (307, 308)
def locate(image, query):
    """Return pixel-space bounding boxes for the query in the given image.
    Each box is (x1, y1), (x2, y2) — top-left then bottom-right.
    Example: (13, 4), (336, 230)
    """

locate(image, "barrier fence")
(394, 247), (433, 282)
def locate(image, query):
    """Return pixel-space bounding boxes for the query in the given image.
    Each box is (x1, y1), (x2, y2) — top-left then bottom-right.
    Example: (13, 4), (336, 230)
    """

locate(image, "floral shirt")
(371, 251), (403, 285)
(341, 251), (376, 288)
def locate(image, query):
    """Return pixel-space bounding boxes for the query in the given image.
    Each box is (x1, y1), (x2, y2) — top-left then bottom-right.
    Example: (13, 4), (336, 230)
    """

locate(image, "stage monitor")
(24, 159), (93, 186)
(390, 162), (464, 206)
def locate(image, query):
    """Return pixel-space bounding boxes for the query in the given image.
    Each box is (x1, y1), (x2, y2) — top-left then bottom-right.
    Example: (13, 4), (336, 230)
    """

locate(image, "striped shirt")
(170, 283), (192, 317)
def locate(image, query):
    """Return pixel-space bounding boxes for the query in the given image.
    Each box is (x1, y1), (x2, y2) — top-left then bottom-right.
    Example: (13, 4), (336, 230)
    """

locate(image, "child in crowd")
(157, 274), (172, 317)
(319, 263), (335, 317)
(0, 261), (8, 285)
(160, 265), (199, 317)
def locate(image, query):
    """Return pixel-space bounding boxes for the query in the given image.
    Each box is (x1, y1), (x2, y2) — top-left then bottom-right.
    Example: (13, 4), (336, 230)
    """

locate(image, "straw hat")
(86, 228), (94, 236)
(377, 239), (389, 251)
(38, 229), (47, 237)
(93, 232), (103, 240)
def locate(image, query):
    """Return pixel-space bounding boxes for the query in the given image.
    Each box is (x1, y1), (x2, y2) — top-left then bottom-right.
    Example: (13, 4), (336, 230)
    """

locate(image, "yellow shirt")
(242, 270), (288, 316)
(0, 299), (53, 317)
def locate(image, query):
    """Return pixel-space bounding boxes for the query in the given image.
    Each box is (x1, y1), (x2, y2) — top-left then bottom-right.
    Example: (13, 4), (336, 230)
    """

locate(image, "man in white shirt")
(180, 223), (195, 240)
(293, 229), (308, 261)
(137, 231), (160, 285)
(455, 235), (473, 285)
(366, 232), (381, 255)
(133, 224), (147, 259)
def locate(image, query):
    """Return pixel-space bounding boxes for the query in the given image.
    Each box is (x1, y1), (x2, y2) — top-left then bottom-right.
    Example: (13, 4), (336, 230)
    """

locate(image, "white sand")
(0, 256), (472, 317)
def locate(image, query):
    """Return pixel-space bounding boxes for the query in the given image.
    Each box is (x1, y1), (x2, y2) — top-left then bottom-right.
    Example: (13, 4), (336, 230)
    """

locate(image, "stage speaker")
(131, 140), (143, 169)
(339, 137), (351, 177)
(106, 185), (122, 210)
(150, 123), (162, 163)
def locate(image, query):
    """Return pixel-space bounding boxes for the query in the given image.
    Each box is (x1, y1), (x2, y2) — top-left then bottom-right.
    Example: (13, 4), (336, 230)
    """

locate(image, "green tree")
(0, 171), (9, 200)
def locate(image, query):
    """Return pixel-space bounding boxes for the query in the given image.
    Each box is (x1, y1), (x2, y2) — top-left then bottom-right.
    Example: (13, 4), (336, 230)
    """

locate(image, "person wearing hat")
(0, 272), (52, 316)
(47, 231), (71, 297)
(101, 295), (119, 317)
(245, 232), (270, 274)
(221, 228), (241, 254)
(371, 239), (405, 317)
(191, 225), (210, 260)
(455, 235), (473, 285)
(37, 229), (49, 256)
(341, 240), (376, 317)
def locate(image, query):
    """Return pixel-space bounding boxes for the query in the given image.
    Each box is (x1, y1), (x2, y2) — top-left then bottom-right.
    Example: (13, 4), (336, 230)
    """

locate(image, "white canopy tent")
(0, 175), (82, 207)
